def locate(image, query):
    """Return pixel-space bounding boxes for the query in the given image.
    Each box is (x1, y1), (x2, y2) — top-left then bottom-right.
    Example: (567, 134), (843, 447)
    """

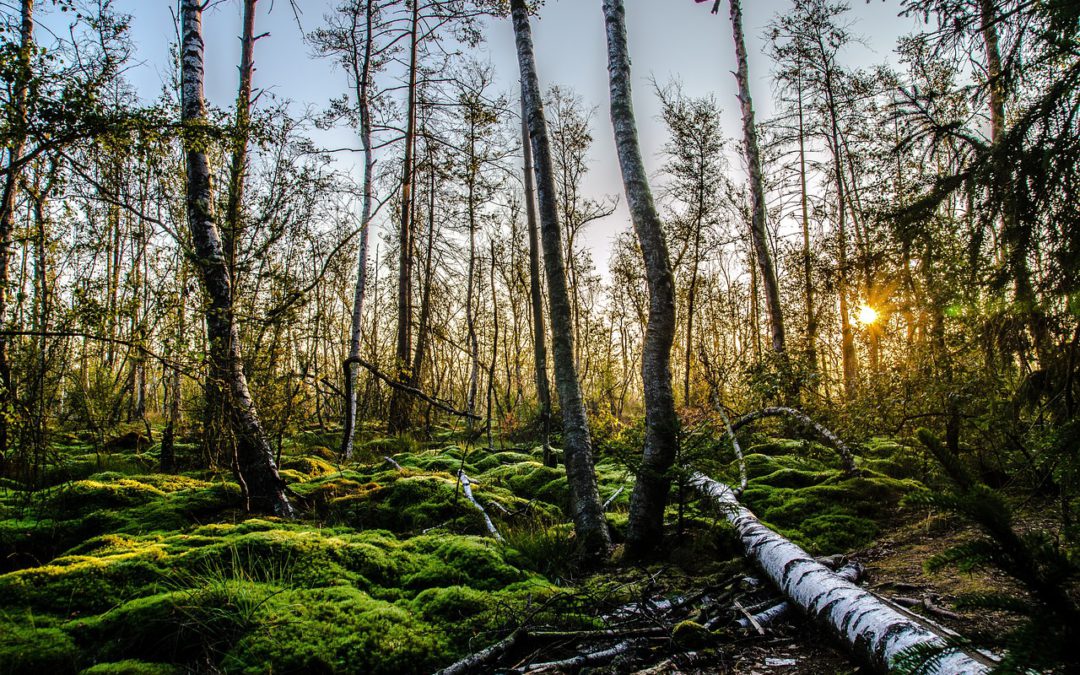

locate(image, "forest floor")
(0, 423), (1004, 674)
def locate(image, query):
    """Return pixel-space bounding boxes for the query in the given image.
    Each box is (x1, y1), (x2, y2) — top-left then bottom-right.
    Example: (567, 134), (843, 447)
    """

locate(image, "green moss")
(672, 620), (712, 649)
(0, 621), (80, 674)
(749, 468), (831, 489)
(403, 535), (527, 590)
(220, 586), (445, 675)
(280, 456), (338, 478)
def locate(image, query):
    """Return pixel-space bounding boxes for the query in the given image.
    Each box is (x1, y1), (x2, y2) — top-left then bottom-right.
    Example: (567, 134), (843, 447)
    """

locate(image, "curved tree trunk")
(692, 472), (990, 673)
(181, 0), (292, 517)
(510, 0), (610, 561)
(602, 0), (680, 558)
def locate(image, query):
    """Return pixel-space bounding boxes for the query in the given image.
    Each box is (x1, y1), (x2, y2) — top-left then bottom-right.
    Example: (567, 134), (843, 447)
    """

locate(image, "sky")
(57, 0), (924, 273)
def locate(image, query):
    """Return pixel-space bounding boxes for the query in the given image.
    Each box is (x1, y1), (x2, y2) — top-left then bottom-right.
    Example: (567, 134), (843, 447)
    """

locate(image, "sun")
(857, 304), (879, 326)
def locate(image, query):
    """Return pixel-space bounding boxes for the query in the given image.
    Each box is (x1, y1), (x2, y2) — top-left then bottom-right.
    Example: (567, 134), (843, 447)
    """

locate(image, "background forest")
(0, 0), (1078, 672)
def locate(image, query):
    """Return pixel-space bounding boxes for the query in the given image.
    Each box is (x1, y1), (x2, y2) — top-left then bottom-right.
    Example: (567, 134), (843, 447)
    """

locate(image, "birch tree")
(510, 0), (610, 561)
(180, 0), (291, 516)
(603, 0), (680, 558)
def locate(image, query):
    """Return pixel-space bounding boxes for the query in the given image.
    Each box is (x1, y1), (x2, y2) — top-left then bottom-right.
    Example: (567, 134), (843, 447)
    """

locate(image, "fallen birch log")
(458, 470), (504, 542)
(691, 471), (989, 673)
(730, 407), (856, 473)
(735, 562), (863, 630)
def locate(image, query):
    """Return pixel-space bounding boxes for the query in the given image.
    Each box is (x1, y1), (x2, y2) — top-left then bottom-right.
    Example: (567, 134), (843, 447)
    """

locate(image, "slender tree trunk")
(603, 0), (680, 559)
(341, 0), (376, 460)
(521, 93), (555, 468)
(181, 0), (291, 517)
(510, 0), (610, 561)
(0, 0), (34, 465)
(829, 133), (857, 399)
(487, 238), (499, 451)
(410, 158), (437, 398)
(387, 0), (420, 434)
(797, 71), (817, 379)
(161, 263), (186, 474)
(466, 122), (480, 430)
(684, 214), (701, 405)
(729, 0), (784, 355)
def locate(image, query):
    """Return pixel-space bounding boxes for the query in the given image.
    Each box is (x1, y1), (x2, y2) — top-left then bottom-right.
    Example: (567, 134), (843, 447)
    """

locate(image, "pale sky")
(52, 0), (923, 271)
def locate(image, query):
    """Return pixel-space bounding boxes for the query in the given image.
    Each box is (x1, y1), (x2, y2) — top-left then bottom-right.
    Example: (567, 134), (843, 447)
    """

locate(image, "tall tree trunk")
(387, 0), (420, 434)
(466, 122), (480, 431)
(181, 0), (291, 517)
(161, 263), (186, 474)
(603, 0), (680, 559)
(410, 158), (437, 401)
(684, 221), (701, 405)
(341, 0), (376, 460)
(729, 0), (785, 355)
(521, 93), (555, 468)
(0, 0), (34, 465)
(510, 0), (610, 562)
(828, 129), (857, 399)
(797, 70), (817, 380)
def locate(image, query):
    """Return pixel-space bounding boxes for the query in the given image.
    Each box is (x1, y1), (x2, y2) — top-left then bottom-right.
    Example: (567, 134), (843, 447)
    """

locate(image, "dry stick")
(526, 639), (641, 673)
(691, 472), (990, 673)
(714, 404), (748, 495)
(734, 599), (765, 635)
(383, 456), (404, 471)
(433, 630), (523, 675)
(731, 406), (856, 473)
(602, 486), (625, 510)
(458, 470), (503, 542)
(347, 356), (481, 420)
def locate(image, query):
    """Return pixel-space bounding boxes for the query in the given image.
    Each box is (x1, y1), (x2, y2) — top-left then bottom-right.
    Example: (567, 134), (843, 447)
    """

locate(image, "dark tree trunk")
(387, 1), (421, 434)
(510, 0), (610, 562)
(410, 160), (437, 399)
(729, 0), (785, 355)
(521, 93), (555, 467)
(603, 0), (680, 559)
(797, 70), (817, 379)
(0, 0), (33, 466)
(181, 0), (291, 517)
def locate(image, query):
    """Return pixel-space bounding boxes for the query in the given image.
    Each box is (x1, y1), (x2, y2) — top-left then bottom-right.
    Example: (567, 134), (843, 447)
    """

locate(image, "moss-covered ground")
(0, 425), (933, 674)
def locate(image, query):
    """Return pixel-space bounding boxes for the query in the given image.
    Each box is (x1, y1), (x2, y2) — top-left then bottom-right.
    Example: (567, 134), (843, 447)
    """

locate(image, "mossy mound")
(0, 621), (80, 673)
(0, 516), (552, 674)
(0, 474), (240, 573)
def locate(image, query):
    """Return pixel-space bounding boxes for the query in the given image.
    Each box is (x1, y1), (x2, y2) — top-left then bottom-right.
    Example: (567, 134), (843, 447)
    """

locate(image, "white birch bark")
(691, 472), (989, 673)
